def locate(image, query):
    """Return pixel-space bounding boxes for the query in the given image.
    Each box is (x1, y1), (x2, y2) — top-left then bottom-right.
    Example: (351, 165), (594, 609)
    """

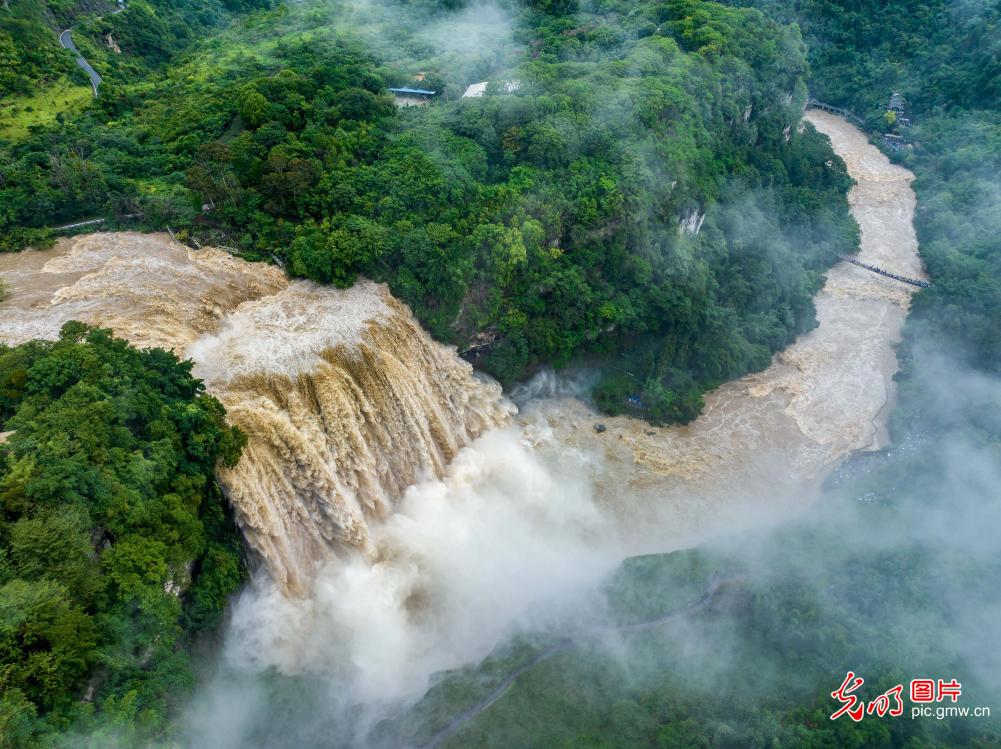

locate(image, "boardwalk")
(53, 217), (106, 232)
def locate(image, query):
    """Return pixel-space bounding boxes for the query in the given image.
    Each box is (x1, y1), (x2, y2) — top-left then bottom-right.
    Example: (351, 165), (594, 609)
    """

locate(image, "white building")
(462, 80), (521, 98)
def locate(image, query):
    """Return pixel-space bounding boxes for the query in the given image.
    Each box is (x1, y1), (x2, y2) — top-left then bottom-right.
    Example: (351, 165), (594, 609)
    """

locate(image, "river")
(0, 114), (923, 737)
(519, 110), (927, 554)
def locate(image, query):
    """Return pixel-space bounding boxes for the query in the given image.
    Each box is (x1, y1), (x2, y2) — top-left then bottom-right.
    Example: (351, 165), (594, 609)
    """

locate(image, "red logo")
(867, 684), (904, 717)
(831, 671), (866, 721)
(911, 679), (935, 703)
(831, 672), (962, 720)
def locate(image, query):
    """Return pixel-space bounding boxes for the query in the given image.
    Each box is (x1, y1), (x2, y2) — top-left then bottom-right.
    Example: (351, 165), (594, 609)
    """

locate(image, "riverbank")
(509, 112), (926, 556)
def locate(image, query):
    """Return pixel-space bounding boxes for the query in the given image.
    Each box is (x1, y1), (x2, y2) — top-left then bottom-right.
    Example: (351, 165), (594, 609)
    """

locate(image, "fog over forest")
(0, 0), (998, 747)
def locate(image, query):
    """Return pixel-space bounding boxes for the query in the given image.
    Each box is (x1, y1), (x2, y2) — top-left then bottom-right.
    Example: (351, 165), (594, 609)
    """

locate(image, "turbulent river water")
(0, 114), (923, 741)
(523, 110), (927, 553)
(0, 236), (512, 594)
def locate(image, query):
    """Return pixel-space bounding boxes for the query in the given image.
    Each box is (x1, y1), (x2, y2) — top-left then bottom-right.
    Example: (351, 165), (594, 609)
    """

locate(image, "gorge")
(0, 112), (925, 743)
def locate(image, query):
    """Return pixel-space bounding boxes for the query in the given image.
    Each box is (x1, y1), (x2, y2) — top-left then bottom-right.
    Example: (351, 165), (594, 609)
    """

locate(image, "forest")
(0, 0), (270, 99)
(0, 1), (864, 736)
(0, 0), (859, 423)
(0, 324), (246, 746)
(371, 1), (1001, 746)
(1, 0), (999, 745)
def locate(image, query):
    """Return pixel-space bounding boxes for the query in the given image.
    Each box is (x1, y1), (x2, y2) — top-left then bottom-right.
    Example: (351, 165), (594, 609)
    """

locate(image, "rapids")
(0, 233), (512, 593)
(519, 110), (927, 552)
(0, 114), (924, 722)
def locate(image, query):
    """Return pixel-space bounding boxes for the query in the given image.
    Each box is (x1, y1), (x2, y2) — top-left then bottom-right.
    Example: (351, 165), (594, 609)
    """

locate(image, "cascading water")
(188, 282), (512, 593)
(0, 233), (513, 593)
(0, 114), (927, 744)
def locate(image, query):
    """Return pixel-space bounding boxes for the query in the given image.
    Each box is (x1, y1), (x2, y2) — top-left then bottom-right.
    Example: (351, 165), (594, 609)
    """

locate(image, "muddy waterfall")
(0, 114), (926, 707)
(0, 234), (512, 593)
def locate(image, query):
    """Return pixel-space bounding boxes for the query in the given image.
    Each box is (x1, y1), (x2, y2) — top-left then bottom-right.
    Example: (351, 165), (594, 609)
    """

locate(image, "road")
(58, 4), (125, 97)
(59, 27), (103, 96)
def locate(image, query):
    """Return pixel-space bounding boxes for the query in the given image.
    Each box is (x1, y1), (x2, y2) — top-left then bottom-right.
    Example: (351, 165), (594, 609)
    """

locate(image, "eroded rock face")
(0, 232), (512, 593)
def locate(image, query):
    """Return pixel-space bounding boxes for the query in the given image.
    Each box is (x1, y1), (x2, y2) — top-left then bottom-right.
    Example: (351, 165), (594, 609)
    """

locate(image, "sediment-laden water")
(0, 233), (512, 594)
(521, 110), (925, 553)
(0, 115), (923, 729)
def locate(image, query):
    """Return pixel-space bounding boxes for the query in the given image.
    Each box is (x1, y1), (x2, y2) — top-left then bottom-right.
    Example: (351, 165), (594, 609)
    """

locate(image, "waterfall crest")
(0, 233), (512, 592)
(189, 283), (512, 593)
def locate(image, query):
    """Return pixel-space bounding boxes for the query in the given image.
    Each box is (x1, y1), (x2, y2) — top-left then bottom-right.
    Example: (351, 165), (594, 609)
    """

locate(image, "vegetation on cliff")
(0, 324), (246, 746)
(0, 0), (858, 423)
(0, 0), (997, 746)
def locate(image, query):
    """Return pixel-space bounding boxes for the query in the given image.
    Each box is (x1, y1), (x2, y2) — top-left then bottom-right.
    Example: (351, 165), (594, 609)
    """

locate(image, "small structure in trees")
(462, 80), (521, 98)
(882, 133), (905, 150)
(388, 87), (437, 107)
(888, 92), (911, 127)
(463, 81), (488, 98)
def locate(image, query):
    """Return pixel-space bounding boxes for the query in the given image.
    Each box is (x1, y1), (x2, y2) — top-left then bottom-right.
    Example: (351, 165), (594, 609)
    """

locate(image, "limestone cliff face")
(0, 233), (512, 593)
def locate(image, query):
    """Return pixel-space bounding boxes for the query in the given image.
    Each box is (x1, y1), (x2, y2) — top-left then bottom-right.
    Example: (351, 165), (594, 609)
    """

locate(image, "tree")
(238, 87), (270, 128)
(0, 324), (247, 742)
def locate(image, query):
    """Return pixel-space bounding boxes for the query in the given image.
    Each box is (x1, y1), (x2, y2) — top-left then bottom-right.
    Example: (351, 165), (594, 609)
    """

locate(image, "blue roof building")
(388, 87), (437, 97)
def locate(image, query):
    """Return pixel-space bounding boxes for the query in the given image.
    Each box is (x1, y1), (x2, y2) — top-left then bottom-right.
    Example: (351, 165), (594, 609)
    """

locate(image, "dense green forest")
(0, 324), (247, 746)
(0, 0), (859, 423)
(3, 0), (999, 745)
(0, 0), (270, 98)
(370, 1), (1001, 746)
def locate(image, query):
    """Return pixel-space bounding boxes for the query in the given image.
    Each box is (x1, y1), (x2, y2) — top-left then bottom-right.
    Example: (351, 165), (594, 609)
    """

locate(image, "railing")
(53, 217), (106, 232)
(806, 98), (865, 127)
(840, 255), (930, 288)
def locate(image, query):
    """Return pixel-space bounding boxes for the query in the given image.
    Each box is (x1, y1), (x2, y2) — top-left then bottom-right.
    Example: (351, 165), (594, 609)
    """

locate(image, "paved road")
(58, 4), (125, 97)
(59, 27), (103, 96)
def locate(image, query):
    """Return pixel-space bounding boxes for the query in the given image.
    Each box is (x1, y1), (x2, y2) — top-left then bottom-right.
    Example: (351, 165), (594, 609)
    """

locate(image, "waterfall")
(0, 232), (513, 592)
(188, 282), (512, 593)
